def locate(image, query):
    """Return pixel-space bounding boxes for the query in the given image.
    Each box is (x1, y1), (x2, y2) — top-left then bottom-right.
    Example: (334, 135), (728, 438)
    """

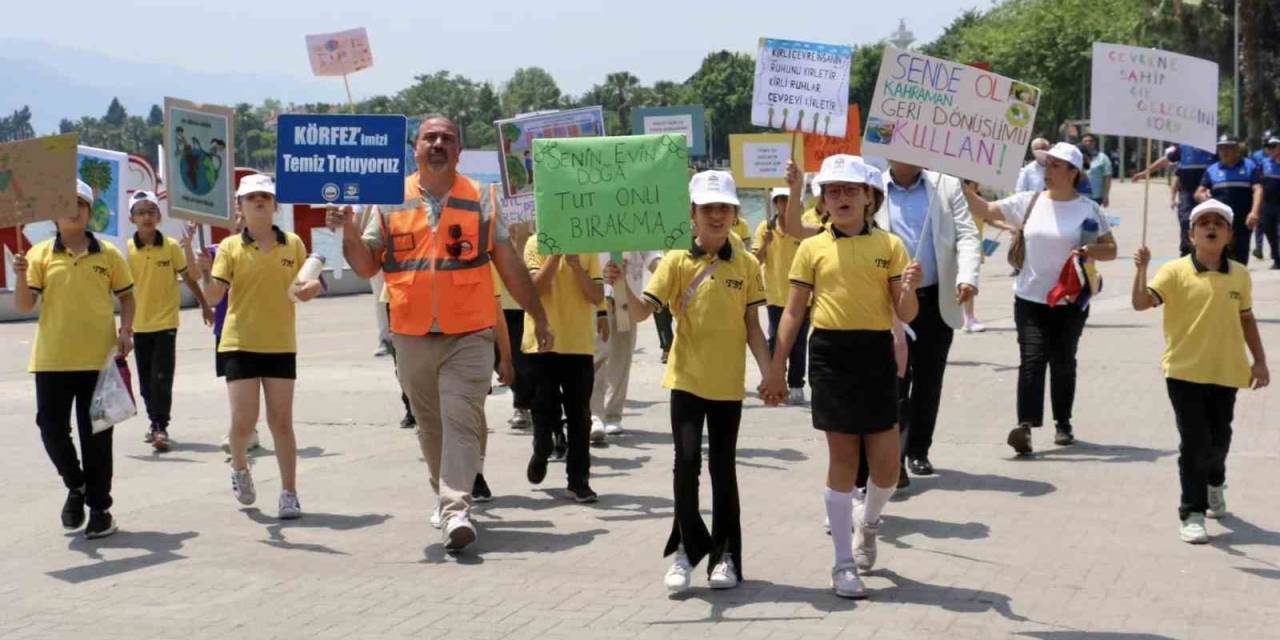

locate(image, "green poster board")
(533, 134), (691, 254)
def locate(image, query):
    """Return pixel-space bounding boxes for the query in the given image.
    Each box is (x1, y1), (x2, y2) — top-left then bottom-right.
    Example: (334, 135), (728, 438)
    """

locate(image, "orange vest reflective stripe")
(380, 173), (496, 335)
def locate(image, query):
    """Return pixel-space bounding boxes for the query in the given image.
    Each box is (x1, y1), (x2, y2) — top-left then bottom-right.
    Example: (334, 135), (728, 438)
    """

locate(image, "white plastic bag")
(90, 350), (136, 433)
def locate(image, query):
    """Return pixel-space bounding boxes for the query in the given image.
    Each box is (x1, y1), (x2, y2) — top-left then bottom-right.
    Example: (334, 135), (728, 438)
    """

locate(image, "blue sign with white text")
(276, 114), (408, 204)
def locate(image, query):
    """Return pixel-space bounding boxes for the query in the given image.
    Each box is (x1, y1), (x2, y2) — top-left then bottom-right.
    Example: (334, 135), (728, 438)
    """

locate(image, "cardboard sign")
(862, 47), (1039, 191)
(0, 133), (79, 229)
(305, 28), (374, 77)
(496, 107), (605, 201)
(164, 98), (236, 227)
(275, 114), (407, 205)
(1089, 43), (1218, 149)
(802, 104), (862, 171)
(632, 106), (707, 157)
(751, 38), (852, 136)
(77, 146), (128, 238)
(532, 134), (691, 254)
(729, 133), (804, 189)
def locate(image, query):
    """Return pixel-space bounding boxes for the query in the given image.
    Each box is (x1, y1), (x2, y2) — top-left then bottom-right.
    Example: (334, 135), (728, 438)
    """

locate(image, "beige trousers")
(590, 300), (637, 422)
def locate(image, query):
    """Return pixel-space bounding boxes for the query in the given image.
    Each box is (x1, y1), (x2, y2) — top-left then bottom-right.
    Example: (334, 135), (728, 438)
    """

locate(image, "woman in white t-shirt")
(963, 142), (1117, 455)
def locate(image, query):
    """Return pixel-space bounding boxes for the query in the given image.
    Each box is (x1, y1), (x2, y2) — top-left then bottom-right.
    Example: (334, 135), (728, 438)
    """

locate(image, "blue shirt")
(886, 174), (938, 288)
(1261, 156), (1280, 213)
(1167, 145), (1218, 195)
(1200, 158), (1261, 221)
(1252, 149), (1269, 165)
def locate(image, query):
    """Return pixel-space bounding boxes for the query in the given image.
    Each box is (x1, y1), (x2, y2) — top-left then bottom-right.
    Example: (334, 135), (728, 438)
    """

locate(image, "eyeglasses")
(822, 184), (864, 199)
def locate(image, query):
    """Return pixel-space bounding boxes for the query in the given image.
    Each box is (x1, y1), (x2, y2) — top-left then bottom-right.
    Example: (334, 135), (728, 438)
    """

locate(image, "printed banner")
(275, 114), (407, 205)
(751, 38), (853, 136)
(631, 106), (707, 157)
(77, 146), (128, 238)
(729, 133), (804, 189)
(305, 28), (374, 77)
(164, 98), (235, 227)
(496, 106), (606, 201)
(0, 133), (79, 229)
(862, 47), (1038, 191)
(533, 134), (691, 254)
(1089, 43), (1218, 150)
(803, 104), (862, 171)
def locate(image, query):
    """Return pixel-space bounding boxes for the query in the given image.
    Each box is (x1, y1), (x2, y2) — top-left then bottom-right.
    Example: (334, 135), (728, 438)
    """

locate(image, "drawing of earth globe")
(178, 150), (219, 195)
(88, 198), (112, 233)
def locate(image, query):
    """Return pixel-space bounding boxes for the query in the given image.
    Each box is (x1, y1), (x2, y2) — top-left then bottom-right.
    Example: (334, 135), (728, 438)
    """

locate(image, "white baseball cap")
(76, 179), (93, 206)
(866, 166), (887, 195)
(1189, 199), (1233, 227)
(1033, 142), (1084, 171)
(689, 170), (740, 207)
(128, 190), (160, 213)
(236, 174), (276, 198)
(770, 187), (790, 200)
(811, 154), (871, 197)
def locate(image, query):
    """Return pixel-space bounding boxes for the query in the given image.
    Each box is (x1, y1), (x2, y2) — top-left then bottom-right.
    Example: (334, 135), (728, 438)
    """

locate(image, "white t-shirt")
(996, 191), (1111, 305)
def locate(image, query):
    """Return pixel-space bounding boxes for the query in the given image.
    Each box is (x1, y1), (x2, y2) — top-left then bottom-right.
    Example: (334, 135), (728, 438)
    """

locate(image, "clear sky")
(2, 0), (973, 100)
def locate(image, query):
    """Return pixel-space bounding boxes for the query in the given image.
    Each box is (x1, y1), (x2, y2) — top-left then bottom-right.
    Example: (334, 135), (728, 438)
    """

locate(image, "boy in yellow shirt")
(1132, 199), (1269, 544)
(753, 186), (810, 405)
(615, 170), (771, 593)
(13, 179), (136, 539)
(125, 190), (213, 451)
(522, 241), (604, 503)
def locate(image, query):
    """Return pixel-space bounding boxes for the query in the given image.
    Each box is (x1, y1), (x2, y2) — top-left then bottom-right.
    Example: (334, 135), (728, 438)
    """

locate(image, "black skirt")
(221, 351), (297, 381)
(808, 329), (898, 435)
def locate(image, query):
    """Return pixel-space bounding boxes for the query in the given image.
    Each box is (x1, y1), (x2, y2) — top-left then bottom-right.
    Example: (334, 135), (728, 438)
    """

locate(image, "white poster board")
(751, 38), (852, 136)
(1089, 43), (1219, 150)
(861, 46), (1039, 191)
(305, 28), (374, 77)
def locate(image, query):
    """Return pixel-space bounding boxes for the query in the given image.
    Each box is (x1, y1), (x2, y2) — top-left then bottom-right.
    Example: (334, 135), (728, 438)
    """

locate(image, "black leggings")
(36, 371), (113, 511)
(664, 389), (743, 579)
(503, 309), (535, 410)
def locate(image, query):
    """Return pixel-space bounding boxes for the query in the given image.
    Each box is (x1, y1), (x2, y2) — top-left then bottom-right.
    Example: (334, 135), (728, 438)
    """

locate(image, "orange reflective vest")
(380, 173), (496, 335)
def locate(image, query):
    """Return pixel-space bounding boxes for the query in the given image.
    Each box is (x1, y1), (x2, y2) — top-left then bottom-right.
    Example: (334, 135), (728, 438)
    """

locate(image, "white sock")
(478, 455), (485, 474)
(852, 486), (866, 507)
(864, 481), (896, 524)
(825, 488), (855, 566)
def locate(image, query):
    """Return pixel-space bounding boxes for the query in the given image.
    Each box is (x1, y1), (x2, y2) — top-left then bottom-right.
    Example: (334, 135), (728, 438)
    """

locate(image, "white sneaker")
(590, 417), (606, 443)
(709, 558), (738, 589)
(1180, 514), (1209, 544)
(664, 549), (693, 593)
(220, 430), (262, 454)
(787, 387), (806, 405)
(278, 490), (302, 519)
(853, 504), (880, 571)
(1207, 485), (1228, 519)
(509, 409), (532, 430)
(231, 466), (255, 505)
(824, 514), (830, 533)
(832, 563), (867, 599)
(964, 319), (986, 333)
(603, 420), (624, 436)
(373, 342), (389, 357)
(429, 501), (442, 529)
(444, 513), (476, 552)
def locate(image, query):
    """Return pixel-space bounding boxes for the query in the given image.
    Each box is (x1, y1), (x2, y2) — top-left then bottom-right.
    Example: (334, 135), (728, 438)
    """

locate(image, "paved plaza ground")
(1, 181), (1277, 639)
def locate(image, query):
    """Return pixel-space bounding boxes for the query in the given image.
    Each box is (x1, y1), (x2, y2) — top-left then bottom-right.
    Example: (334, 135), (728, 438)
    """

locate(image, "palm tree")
(605, 72), (641, 130)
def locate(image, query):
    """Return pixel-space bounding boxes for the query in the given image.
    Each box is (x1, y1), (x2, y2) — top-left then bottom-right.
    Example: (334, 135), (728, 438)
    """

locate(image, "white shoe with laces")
(589, 416), (606, 443)
(603, 420), (624, 436)
(709, 557), (739, 589)
(964, 319), (986, 333)
(429, 501), (442, 529)
(664, 548), (693, 593)
(1207, 485), (1228, 519)
(787, 387), (806, 405)
(231, 466), (255, 506)
(1180, 514), (1209, 544)
(443, 513), (476, 552)
(832, 563), (867, 599)
(853, 504), (880, 571)
(278, 490), (302, 519)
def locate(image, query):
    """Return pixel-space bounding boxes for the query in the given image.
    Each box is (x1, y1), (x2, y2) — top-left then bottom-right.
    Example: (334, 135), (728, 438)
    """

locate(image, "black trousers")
(35, 371), (113, 511)
(1176, 193), (1194, 256)
(530, 353), (593, 487)
(766, 305), (810, 388)
(1262, 206), (1280, 268)
(1167, 378), (1236, 520)
(385, 304), (412, 417)
(1230, 218), (1253, 265)
(134, 329), (177, 429)
(1014, 298), (1088, 427)
(503, 310), (535, 410)
(654, 305), (674, 353)
(664, 389), (743, 579)
(902, 286), (955, 458)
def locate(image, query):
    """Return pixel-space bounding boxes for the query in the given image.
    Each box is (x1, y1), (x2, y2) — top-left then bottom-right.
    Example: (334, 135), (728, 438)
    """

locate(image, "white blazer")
(873, 170), (981, 330)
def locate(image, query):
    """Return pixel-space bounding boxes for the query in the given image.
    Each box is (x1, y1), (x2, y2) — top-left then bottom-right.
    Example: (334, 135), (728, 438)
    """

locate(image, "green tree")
(0, 106), (36, 142)
(849, 43), (886, 130)
(502, 67), (561, 116)
(147, 105), (164, 127)
(689, 51), (757, 161)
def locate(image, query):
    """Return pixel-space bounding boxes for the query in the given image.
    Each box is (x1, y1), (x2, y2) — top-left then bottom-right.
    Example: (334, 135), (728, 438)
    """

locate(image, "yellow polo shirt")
(128, 232), (189, 333)
(754, 220), (804, 307)
(521, 243), (602, 356)
(212, 227), (307, 354)
(26, 233), (134, 372)
(1148, 255), (1253, 388)
(493, 268), (521, 311)
(731, 218), (751, 249)
(643, 240), (766, 401)
(789, 225), (908, 331)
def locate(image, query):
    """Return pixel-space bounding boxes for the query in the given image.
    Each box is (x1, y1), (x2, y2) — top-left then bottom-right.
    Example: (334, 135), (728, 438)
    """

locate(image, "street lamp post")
(889, 19), (915, 50)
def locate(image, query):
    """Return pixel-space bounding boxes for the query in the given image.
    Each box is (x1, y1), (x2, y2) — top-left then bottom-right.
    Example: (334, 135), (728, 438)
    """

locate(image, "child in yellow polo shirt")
(1132, 199), (1269, 544)
(764, 155), (921, 600)
(203, 175), (322, 520)
(615, 170), (770, 593)
(13, 179), (135, 540)
(753, 186), (810, 405)
(521, 239), (604, 503)
(125, 190), (213, 451)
